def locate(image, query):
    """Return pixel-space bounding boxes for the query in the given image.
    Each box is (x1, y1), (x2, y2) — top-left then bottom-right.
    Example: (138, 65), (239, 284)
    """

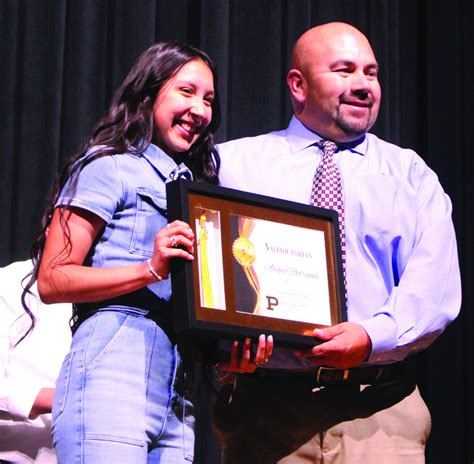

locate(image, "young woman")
(26, 41), (272, 463)
(21, 43), (190, 463)
(34, 42), (215, 463)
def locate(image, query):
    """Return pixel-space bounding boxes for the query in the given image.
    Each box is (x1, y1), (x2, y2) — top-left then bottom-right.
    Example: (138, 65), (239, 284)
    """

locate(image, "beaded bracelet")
(147, 259), (162, 281)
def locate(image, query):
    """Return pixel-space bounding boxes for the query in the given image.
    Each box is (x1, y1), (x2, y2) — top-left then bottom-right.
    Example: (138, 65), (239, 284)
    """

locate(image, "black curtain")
(1, 1), (472, 463)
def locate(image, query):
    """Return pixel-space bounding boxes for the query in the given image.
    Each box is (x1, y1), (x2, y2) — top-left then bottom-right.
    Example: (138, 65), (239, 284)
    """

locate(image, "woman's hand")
(216, 334), (274, 374)
(148, 220), (195, 280)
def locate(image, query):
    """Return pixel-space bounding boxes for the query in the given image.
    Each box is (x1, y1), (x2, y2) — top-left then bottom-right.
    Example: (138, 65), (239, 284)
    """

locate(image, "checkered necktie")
(310, 140), (346, 277)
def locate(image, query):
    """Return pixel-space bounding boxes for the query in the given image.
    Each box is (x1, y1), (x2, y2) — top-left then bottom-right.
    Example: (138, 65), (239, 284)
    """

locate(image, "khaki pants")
(213, 374), (430, 463)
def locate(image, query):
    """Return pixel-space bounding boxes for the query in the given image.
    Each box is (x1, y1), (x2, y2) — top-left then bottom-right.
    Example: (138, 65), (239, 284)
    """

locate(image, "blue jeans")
(52, 308), (194, 463)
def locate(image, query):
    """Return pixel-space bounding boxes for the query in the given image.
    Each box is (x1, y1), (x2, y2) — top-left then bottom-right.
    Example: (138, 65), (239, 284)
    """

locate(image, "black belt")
(254, 362), (408, 386)
(73, 288), (173, 335)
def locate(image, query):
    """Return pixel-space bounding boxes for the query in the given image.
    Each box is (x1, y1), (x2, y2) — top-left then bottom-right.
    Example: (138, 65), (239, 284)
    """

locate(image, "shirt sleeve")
(1, 362), (46, 419)
(0, 262), (43, 419)
(57, 154), (126, 223)
(0, 261), (72, 420)
(360, 161), (462, 364)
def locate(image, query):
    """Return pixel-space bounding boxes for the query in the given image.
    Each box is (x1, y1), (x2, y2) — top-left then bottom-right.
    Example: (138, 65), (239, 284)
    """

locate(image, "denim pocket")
(84, 311), (135, 372)
(52, 349), (75, 421)
(130, 187), (168, 257)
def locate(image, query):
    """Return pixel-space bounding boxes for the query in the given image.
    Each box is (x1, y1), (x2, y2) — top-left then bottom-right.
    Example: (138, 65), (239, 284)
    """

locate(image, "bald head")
(287, 22), (381, 142)
(291, 23), (372, 70)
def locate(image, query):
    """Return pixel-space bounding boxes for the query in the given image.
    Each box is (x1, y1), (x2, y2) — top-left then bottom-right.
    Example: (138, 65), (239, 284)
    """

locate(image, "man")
(213, 22), (461, 463)
(0, 260), (72, 463)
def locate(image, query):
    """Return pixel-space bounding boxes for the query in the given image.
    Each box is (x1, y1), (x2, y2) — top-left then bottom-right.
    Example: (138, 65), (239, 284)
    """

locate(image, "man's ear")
(287, 68), (306, 105)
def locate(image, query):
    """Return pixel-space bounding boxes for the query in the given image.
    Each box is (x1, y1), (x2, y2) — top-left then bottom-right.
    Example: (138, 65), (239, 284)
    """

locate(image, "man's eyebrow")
(329, 59), (355, 68)
(366, 62), (379, 70)
(329, 60), (379, 70)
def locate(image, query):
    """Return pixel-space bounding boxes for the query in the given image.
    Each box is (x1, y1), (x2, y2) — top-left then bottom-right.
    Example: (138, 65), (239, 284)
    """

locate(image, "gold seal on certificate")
(232, 236), (256, 267)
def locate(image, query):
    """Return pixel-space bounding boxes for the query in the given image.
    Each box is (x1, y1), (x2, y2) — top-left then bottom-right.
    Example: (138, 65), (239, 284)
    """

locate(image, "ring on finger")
(169, 235), (177, 247)
(253, 358), (268, 367)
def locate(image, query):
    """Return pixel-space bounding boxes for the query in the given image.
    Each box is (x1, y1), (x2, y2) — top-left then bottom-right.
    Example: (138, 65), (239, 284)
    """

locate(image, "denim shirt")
(57, 143), (192, 303)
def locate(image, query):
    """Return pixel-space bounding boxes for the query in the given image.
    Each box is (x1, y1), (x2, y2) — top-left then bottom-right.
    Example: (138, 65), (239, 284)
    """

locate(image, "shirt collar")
(140, 143), (193, 181)
(286, 116), (368, 157)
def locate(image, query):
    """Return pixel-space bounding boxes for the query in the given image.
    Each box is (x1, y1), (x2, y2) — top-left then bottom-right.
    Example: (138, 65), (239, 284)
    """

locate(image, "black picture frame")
(167, 179), (346, 348)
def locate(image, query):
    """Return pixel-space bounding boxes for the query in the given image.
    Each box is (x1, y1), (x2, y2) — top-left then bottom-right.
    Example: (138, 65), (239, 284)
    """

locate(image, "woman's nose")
(190, 99), (207, 118)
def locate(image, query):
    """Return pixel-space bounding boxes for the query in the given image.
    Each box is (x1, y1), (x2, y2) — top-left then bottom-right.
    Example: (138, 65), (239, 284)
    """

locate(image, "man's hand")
(295, 322), (372, 368)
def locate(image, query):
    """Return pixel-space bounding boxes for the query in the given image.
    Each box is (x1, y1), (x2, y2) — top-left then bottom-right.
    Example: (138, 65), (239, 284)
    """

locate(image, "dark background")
(1, 1), (472, 462)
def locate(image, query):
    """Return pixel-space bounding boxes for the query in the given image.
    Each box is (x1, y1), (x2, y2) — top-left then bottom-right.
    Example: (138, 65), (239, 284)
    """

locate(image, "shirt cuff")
(358, 312), (397, 364)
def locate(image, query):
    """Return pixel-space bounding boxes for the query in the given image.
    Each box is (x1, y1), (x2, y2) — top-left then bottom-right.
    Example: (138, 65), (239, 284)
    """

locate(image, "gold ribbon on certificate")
(199, 211), (214, 308)
(232, 217), (261, 314)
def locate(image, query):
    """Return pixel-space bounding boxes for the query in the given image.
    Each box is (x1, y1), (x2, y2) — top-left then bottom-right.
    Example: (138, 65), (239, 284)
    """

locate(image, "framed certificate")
(167, 179), (346, 347)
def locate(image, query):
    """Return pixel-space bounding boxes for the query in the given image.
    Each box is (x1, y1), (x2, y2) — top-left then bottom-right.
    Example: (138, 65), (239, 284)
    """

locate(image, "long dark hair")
(19, 42), (221, 343)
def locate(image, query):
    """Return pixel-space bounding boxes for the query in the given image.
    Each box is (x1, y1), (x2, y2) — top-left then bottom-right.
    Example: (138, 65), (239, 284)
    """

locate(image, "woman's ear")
(287, 68), (306, 106)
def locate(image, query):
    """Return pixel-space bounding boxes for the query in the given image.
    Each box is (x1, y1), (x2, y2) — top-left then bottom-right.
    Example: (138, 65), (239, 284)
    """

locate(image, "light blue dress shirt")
(218, 117), (461, 366)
